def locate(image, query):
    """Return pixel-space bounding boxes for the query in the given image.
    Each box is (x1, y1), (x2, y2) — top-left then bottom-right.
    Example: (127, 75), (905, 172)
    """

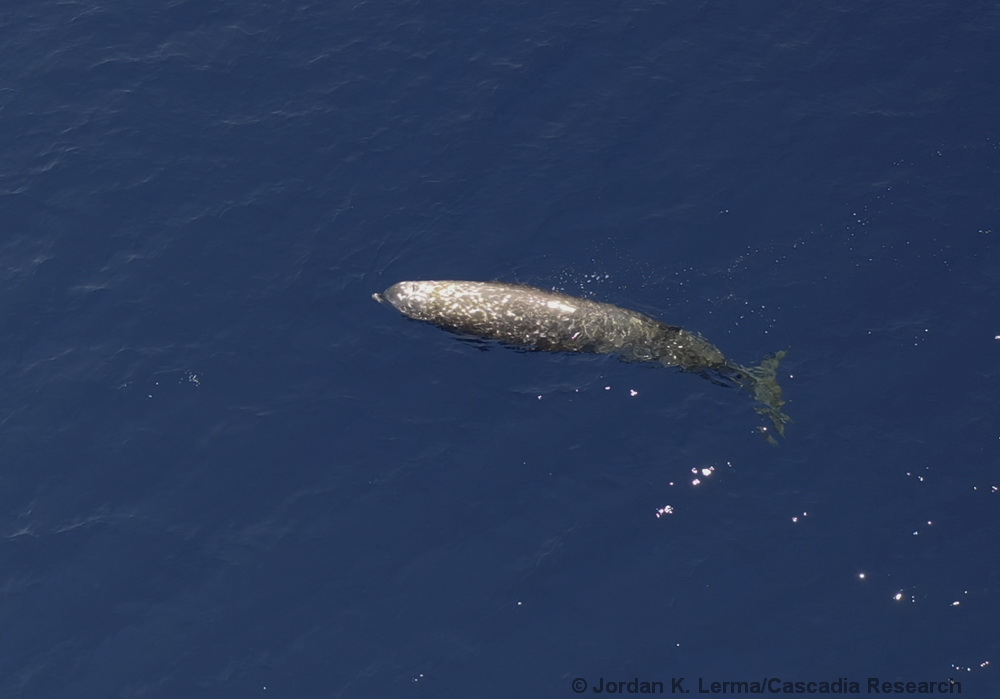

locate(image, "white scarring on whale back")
(374, 280), (789, 441)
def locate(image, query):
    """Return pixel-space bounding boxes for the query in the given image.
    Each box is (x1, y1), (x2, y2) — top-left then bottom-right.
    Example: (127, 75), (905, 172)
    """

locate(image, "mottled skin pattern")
(374, 280), (789, 438)
(376, 280), (727, 370)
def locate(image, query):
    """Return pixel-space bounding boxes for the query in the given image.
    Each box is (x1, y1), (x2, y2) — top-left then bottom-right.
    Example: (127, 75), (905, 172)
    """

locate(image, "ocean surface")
(1, 1), (998, 697)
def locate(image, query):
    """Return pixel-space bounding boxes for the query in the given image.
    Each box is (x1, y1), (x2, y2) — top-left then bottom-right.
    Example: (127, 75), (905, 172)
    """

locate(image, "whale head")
(372, 281), (447, 320)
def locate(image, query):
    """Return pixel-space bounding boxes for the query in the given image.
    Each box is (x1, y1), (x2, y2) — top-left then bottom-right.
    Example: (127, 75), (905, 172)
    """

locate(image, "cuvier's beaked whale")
(373, 280), (789, 440)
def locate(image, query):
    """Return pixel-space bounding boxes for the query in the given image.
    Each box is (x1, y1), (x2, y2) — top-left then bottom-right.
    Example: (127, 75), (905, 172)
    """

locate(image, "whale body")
(374, 280), (789, 438)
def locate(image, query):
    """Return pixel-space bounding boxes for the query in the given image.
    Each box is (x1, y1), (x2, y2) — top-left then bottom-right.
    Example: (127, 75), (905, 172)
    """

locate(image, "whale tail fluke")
(732, 350), (790, 444)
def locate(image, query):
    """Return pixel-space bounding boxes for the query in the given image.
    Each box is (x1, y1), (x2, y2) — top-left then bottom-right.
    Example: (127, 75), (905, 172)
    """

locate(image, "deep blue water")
(1, 1), (998, 697)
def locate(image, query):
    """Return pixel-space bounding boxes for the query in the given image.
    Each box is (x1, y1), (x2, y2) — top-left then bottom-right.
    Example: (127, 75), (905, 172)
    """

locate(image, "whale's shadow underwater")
(374, 280), (790, 442)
